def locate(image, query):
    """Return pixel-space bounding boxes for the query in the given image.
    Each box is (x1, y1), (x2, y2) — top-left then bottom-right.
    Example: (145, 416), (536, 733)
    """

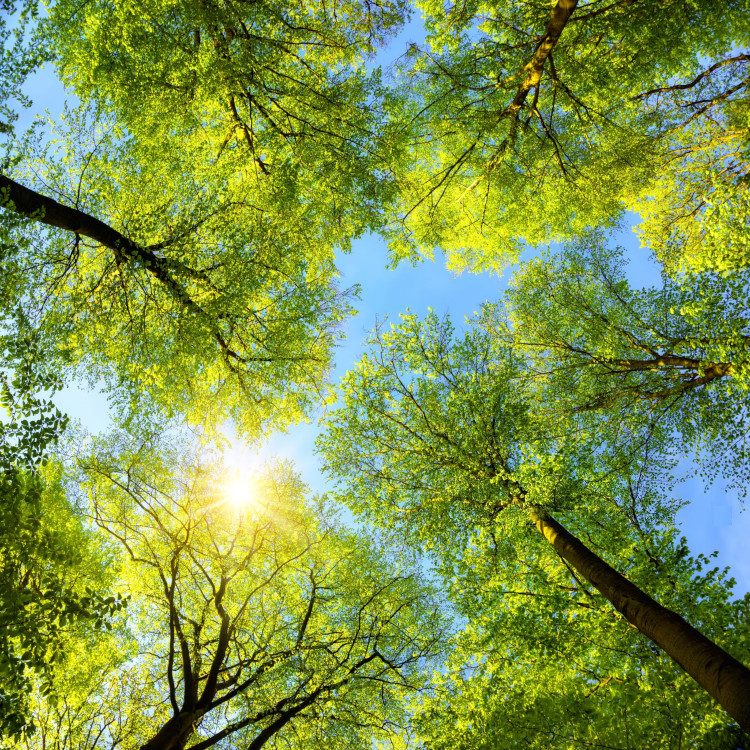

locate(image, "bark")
(140, 712), (201, 750)
(530, 507), (750, 731)
(504, 0), (579, 123)
(0, 173), (241, 362)
(1, 173), (150, 257)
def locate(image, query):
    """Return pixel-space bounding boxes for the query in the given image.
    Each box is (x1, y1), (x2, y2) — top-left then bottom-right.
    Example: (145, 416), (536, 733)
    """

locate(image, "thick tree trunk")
(139, 712), (198, 750)
(530, 507), (750, 731)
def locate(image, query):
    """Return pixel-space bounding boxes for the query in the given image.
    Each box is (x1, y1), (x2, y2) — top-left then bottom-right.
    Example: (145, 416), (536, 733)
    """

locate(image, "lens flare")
(223, 473), (256, 511)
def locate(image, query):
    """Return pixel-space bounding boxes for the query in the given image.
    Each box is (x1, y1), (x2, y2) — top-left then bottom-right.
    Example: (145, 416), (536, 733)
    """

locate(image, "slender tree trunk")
(0, 173), (137, 252)
(506, 0), (579, 121)
(0, 173), (236, 357)
(530, 507), (750, 731)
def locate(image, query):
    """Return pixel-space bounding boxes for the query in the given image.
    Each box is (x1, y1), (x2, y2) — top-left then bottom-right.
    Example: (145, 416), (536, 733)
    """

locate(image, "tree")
(413, 516), (750, 749)
(1, 104), (359, 436)
(500, 234), (750, 488)
(383, 0), (750, 272)
(45, 0), (407, 202)
(19, 432), (445, 750)
(317, 310), (750, 731)
(0, 0), (413, 435)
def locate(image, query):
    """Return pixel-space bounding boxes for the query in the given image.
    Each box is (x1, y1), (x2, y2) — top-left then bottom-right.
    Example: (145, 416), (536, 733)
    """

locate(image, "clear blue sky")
(13, 14), (750, 598)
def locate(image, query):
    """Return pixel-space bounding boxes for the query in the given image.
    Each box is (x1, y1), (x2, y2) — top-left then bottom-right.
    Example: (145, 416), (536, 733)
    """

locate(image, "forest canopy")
(1, 0), (749, 748)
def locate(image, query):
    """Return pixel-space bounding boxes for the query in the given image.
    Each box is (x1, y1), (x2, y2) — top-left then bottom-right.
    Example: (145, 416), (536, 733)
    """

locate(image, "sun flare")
(223, 473), (257, 511)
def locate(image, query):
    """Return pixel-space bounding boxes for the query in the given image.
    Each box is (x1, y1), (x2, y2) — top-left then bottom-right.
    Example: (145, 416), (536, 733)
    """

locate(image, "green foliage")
(635, 55), (750, 275)
(1, 2), (748, 747)
(384, 0), (750, 272)
(16, 432), (447, 750)
(318, 309), (623, 553)
(503, 234), (750, 489)
(414, 520), (750, 749)
(317, 307), (750, 743)
(0, 464), (125, 740)
(4, 105), (361, 436)
(0, 0), (413, 436)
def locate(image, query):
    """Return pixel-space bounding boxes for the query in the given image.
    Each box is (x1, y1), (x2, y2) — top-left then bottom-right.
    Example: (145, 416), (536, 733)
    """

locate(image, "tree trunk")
(139, 712), (198, 750)
(506, 0), (579, 121)
(530, 507), (750, 732)
(0, 173), (138, 252)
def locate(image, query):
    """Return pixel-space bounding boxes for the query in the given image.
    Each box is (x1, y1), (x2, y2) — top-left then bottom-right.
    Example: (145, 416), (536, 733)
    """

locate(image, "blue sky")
(12, 15), (750, 599)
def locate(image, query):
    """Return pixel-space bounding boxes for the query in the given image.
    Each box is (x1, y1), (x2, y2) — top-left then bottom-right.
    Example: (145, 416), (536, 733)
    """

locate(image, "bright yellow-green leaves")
(8, 103), (360, 436)
(384, 0), (750, 273)
(4, 0), (413, 437)
(20, 431), (446, 750)
(504, 235), (750, 489)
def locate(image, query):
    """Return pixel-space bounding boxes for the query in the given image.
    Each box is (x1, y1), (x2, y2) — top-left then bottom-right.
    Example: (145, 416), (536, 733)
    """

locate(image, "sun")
(223, 472), (257, 511)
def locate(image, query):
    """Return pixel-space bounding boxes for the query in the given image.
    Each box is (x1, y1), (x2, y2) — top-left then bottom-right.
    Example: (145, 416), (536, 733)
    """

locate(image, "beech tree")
(14, 434), (445, 750)
(384, 0), (750, 272)
(500, 234), (750, 488)
(414, 511), (750, 749)
(0, 0), (412, 435)
(318, 311), (750, 732)
(1, 141), (353, 436)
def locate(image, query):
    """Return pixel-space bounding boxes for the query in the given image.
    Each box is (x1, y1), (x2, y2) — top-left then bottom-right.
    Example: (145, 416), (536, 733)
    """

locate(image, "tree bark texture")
(531, 508), (750, 732)
(505, 0), (579, 121)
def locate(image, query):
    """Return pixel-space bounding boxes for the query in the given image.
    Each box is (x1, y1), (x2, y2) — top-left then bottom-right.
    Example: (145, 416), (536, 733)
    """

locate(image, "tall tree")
(1, 0), (412, 435)
(1, 105), (357, 436)
(414, 513), (750, 749)
(17, 433), (445, 750)
(318, 311), (750, 731)
(384, 0), (750, 272)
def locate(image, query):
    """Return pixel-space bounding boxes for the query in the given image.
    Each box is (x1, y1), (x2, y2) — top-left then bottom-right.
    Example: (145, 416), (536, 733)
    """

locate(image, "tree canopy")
(1, 0), (750, 747)
(13, 435), (445, 750)
(317, 308), (750, 731)
(384, 0), (750, 273)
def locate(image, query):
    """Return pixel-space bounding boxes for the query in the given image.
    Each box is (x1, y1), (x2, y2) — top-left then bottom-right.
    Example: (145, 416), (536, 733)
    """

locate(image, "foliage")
(318, 309), (623, 549)
(413, 517), (750, 750)
(384, 0), (750, 272)
(3, 105), (359, 436)
(2, 1), (749, 747)
(0, 463), (125, 741)
(317, 308), (750, 741)
(47, 0), (407, 204)
(501, 233), (750, 489)
(1, 0), (413, 436)
(635, 55), (750, 275)
(16, 432), (447, 750)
